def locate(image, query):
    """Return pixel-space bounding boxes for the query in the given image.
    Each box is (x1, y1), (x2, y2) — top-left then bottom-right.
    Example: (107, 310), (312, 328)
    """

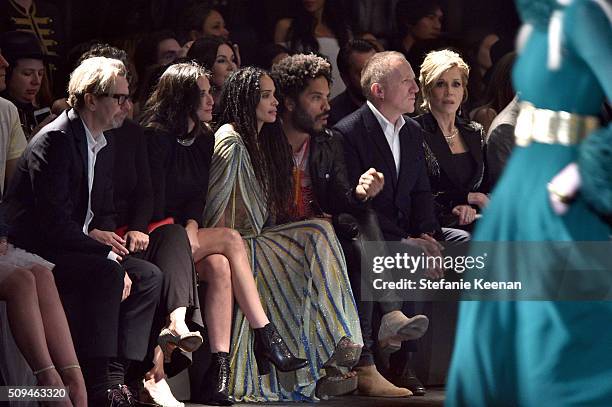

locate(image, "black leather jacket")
(308, 129), (367, 215)
(308, 129), (375, 239)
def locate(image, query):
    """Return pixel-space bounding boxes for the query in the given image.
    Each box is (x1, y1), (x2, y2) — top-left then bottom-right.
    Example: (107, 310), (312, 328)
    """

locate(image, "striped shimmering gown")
(202, 123), (362, 402)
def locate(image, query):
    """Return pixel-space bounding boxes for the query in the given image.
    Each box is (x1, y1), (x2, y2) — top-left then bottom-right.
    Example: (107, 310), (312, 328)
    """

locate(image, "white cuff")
(107, 251), (120, 263)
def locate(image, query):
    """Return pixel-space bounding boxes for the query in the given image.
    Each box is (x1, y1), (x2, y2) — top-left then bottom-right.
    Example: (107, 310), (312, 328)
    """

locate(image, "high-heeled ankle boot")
(253, 322), (308, 375)
(201, 352), (232, 406)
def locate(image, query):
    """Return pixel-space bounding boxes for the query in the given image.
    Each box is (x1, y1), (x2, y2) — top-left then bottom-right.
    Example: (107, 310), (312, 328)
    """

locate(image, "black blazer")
(333, 104), (440, 241)
(415, 112), (488, 227)
(329, 90), (362, 128)
(5, 109), (113, 259)
(92, 119), (154, 233)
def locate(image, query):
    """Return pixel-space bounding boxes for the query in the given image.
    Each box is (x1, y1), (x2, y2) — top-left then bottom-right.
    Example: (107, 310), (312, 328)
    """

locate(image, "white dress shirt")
(367, 101), (405, 175)
(82, 120), (118, 262)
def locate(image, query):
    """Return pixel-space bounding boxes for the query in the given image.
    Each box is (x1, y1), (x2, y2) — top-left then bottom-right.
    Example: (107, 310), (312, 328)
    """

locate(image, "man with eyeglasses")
(4, 56), (162, 407)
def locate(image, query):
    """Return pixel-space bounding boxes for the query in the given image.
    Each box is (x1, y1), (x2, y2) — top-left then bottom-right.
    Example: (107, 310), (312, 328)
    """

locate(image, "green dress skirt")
(447, 0), (612, 405)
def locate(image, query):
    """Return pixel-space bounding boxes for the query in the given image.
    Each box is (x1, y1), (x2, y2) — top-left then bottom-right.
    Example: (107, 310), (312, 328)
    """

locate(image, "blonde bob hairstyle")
(419, 49), (470, 111)
(67, 56), (127, 110)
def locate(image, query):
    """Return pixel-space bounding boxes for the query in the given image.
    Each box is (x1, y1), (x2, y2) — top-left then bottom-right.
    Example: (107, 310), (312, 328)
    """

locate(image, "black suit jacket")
(5, 109), (113, 259)
(329, 90), (363, 128)
(416, 112), (488, 227)
(333, 104), (440, 241)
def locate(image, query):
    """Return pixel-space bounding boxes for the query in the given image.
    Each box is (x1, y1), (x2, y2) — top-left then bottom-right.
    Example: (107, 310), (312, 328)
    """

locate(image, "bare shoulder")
(274, 18), (293, 43)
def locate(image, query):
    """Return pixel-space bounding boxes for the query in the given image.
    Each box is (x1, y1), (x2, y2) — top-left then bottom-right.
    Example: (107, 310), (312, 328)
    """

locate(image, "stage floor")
(186, 388), (445, 407)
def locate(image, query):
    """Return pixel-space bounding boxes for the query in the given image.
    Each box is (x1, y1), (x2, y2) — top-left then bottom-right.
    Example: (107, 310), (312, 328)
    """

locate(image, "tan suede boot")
(354, 365), (412, 397)
(378, 311), (429, 356)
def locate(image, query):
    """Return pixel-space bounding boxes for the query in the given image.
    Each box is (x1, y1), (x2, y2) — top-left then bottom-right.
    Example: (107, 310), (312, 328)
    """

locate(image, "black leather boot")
(253, 323), (308, 375)
(201, 352), (233, 406)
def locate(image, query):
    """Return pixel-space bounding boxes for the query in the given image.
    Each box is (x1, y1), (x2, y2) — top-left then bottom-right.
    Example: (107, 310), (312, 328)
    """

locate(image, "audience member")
(4, 56), (163, 407)
(141, 62), (307, 405)
(0, 0), (65, 97)
(181, 4), (243, 66)
(186, 36), (238, 106)
(272, 53), (430, 398)
(182, 4), (230, 41)
(274, 0), (352, 98)
(0, 31), (55, 139)
(0, 53), (25, 196)
(391, 0), (445, 77)
(329, 39), (376, 126)
(0, 198), (87, 407)
(462, 28), (500, 112)
(470, 51), (517, 135)
(78, 45), (199, 407)
(256, 43), (290, 70)
(416, 50), (489, 231)
(0, 48), (86, 406)
(351, 0), (398, 46)
(133, 31), (184, 92)
(334, 51), (467, 243)
(202, 66), (362, 401)
(486, 95), (519, 187)
(334, 51), (472, 396)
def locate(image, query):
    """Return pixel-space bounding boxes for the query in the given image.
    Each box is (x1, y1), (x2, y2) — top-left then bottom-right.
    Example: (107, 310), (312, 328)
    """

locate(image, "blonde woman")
(415, 49), (489, 231)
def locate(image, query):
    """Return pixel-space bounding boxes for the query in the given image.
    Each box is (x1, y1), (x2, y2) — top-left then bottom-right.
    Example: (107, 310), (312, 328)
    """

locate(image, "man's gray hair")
(67, 56), (126, 110)
(360, 51), (407, 102)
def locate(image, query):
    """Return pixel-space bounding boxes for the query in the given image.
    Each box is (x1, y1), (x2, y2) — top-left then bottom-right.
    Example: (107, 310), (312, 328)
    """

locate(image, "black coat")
(329, 90), (362, 128)
(308, 129), (366, 216)
(415, 112), (488, 227)
(95, 119), (154, 233)
(333, 104), (440, 241)
(5, 109), (113, 259)
(306, 128), (372, 239)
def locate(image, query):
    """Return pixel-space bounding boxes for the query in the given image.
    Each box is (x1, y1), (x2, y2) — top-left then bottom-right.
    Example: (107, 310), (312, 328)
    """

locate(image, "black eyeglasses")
(99, 93), (130, 105)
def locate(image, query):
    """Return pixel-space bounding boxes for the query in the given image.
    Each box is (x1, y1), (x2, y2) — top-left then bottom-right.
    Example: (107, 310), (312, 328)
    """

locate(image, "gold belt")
(514, 102), (599, 146)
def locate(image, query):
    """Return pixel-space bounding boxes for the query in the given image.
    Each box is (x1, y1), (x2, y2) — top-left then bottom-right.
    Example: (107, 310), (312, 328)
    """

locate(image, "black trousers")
(51, 252), (162, 362)
(336, 210), (405, 367)
(129, 224), (203, 377)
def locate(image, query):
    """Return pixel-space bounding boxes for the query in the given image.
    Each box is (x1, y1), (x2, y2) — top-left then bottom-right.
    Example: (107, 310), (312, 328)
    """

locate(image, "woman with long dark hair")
(203, 66), (362, 401)
(187, 35), (238, 106)
(141, 62), (306, 406)
(274, 0), (352, 98)
(469, 52), (517, 135)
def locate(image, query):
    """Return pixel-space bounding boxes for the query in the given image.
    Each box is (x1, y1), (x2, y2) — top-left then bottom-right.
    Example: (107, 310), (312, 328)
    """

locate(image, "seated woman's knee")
(0, 267), (36, 299)
(199, 254), (231, 283)
(29, 264), (55, 287)
(220, 228), (244, 250)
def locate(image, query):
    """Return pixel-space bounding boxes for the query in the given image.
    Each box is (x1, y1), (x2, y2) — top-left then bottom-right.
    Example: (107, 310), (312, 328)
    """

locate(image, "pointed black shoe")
(200, 352), (233, 406)
(253, 322), (308, 375)
(389, 367), (426, 396)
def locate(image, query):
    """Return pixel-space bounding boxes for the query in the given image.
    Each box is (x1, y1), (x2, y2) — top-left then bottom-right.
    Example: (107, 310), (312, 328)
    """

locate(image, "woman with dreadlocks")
(141, 62), (307, 406)
(203, 66), (363, 402)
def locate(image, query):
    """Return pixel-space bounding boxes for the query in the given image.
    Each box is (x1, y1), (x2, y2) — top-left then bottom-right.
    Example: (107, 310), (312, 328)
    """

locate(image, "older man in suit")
(333, 51), (469, 395)
(4, 57), (162, 407)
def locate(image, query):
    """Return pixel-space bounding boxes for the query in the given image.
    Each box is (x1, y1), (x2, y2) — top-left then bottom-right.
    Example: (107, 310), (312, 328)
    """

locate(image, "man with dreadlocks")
(202, 66), (363, 402)
(271, 53), (430, 398)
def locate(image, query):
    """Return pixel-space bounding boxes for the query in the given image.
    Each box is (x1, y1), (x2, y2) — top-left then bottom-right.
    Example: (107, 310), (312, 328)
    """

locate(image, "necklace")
(444, 127), (459, 148)
(177, 136), (196, 146)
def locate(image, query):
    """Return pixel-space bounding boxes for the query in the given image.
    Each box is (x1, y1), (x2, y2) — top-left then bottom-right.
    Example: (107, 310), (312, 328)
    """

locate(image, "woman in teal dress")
(446, 0), (612, 405)
(202, 67), (363, 402)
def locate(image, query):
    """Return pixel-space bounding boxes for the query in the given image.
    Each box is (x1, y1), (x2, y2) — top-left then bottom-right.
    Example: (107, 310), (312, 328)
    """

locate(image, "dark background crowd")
(0, 0), (521, 107)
